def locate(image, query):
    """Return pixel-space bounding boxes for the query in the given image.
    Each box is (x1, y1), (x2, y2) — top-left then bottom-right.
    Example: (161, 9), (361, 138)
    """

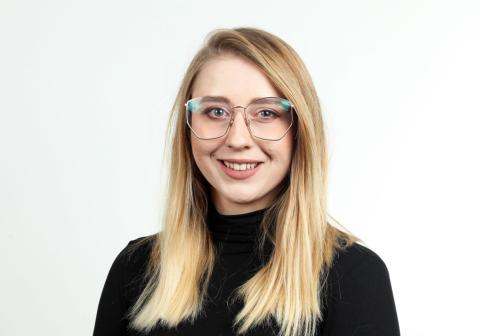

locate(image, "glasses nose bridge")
(228, 105), (249, 125)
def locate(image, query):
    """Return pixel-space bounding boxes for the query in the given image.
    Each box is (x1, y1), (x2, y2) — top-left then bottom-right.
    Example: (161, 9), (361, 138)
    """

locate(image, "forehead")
(191, 54), (282, 104)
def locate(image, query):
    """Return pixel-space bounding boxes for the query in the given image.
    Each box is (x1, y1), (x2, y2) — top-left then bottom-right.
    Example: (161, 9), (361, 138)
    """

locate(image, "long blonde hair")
(127, 27), (360, 336)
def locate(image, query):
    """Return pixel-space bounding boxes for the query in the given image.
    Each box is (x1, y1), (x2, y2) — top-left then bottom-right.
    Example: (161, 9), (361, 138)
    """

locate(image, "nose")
(224, 108), (253, 148)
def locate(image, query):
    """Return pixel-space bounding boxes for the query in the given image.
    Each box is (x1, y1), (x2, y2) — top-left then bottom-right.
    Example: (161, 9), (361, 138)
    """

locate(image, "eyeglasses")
(185, 96), (295, 141)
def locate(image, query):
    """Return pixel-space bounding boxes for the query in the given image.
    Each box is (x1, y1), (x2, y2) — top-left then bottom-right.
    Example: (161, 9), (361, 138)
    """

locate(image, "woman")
(93, 27), (400, 336)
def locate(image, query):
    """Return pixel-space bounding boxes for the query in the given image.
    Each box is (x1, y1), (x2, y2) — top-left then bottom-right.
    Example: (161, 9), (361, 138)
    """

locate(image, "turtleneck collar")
(206, 199), (268, 256)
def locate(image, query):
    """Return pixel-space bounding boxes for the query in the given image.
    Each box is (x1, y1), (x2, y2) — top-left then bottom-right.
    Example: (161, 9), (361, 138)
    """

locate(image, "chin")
(225, 193), (257, 203)
(221, 190), (263, 205)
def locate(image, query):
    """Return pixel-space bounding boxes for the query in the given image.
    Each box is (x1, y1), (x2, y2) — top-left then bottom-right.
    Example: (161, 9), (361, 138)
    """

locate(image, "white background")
(1, 1), (479, 335)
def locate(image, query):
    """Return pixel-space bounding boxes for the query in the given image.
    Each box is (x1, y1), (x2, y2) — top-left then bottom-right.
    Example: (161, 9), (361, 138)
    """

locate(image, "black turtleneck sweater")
(93, 206), (400, 336)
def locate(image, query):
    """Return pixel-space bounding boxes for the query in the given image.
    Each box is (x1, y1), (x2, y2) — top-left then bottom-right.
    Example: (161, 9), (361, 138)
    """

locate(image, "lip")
(218, 160), (262, 180)
(219, 158), (263, 164)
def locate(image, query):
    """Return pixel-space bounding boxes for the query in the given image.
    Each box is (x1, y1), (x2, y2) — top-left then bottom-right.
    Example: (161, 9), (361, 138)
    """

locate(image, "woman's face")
(190, 54), (294, 215)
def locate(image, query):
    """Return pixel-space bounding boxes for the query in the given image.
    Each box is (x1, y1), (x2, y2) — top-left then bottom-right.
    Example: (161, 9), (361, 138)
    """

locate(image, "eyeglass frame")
(184, 96), (296, 141)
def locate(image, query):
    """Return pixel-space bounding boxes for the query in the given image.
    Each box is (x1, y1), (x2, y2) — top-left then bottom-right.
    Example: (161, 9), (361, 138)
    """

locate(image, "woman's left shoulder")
(322, 242), (401, 335)
(329, 242), (390, 278)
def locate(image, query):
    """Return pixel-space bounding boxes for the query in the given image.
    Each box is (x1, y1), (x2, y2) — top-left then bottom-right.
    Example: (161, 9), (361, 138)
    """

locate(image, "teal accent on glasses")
(279, 99), (291, 111)
(187, 100), (202, 113)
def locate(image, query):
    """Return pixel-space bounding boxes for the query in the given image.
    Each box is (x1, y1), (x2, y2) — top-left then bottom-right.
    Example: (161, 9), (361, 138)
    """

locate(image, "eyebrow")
(201, 95), (279, 105)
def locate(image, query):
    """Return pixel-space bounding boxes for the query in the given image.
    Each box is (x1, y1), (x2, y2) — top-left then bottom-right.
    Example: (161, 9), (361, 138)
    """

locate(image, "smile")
(222, 161), (259, 171)
(217, 160), (263, 180)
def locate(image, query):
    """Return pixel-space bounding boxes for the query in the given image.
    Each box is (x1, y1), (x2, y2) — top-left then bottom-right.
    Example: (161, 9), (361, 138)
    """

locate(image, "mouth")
(219, 160), (261, 171)
(217, 159), (263, 180)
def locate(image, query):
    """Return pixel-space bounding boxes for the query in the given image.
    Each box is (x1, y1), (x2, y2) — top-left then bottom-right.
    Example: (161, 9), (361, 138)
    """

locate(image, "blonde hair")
(127, 27), (360, 336)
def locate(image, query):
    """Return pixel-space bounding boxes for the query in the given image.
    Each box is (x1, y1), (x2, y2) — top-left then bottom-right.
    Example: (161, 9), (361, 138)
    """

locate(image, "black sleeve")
(93, 244), (130, 336)
(322, 248), (401, 336)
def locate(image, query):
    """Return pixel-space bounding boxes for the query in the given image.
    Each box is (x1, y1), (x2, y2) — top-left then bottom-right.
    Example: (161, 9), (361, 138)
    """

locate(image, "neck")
(210, 186), (280, 215)
(207, 203), (266, 253)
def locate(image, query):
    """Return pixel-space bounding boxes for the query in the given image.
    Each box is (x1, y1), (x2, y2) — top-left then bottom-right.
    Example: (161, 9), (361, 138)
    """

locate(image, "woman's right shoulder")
(108, 233), (159, 306)
(124, 233), (158, 254)
(106, 233), (158, 284)
(94, 233), (159, 329)
(117, 233), (158, 273)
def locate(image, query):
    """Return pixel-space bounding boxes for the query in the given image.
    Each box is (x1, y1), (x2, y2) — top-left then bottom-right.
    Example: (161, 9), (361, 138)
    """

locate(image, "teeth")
(223, 161), (258, 171)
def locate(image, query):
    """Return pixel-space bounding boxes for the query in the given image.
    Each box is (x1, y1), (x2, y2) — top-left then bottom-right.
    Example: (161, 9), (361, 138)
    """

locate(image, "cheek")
(265, 137), (294, 165)
(190, 139), (208, 174)
(190, 137), (217, 166)
(191, 136), (210, 154)
(190, 139), (200, 166)
(283, 134), (294, 164)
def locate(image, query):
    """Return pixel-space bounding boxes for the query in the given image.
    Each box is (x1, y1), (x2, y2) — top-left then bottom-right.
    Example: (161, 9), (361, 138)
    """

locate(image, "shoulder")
(110, 234), (158, 306)
(329, 242), (390, 279)
(109, 234), (157, 272)
(120, 233), (157, 265)
(325, 241), (395, 305)
(321, 242), (400, 334)
(117, 233), (157, 279)
(94, 234), (158, 334)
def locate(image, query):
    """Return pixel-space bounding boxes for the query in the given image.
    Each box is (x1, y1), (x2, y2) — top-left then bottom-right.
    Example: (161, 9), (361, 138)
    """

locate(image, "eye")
(206, 107), (228, 119)
(258, 110), (278, 119)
